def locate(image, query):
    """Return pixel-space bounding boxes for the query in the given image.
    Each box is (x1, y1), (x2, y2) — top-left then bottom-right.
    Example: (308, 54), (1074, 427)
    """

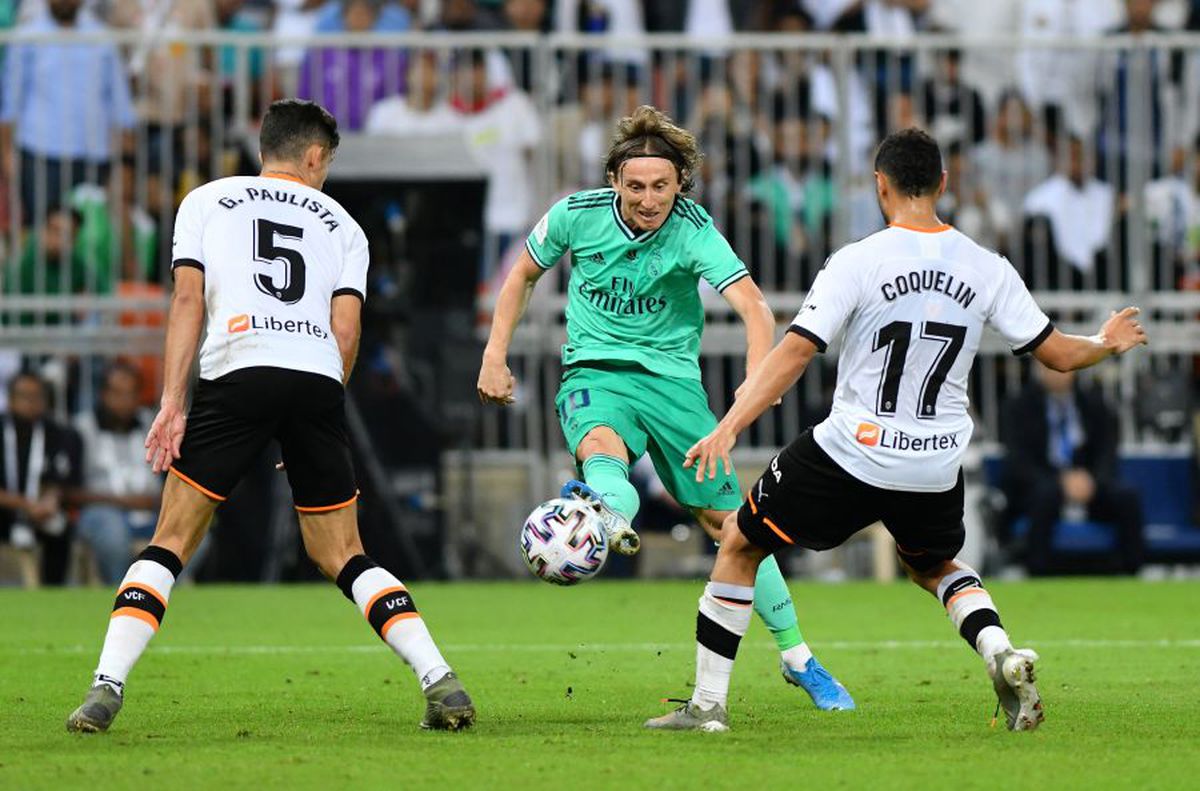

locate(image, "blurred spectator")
(4, 202), (98, 324)
(1097, 0), (1179, 191)
(71, 362), (159, 584)
(298, 0), (409, 130)
(553, 61), (640, 187)
(316, 0), (414, 30)
(0, 371), (82, 586)
(747, 95), (835, 273)
(970, 91), (1052, 248)
(366, 50), (461, 134)
(107, 0), (214, 164)
(555, 0), (648, 68)
(437, 0), (504, 30)
(501, 0), (549, 92)
(0, 0), (136, 226)
(1144, 143), (1200, 284)
(1023, 136), (1115, 279)
(1001, 363), (1144, 576)
(937, 143), (998, 248)
(1017, 0), (1122, 139)
(927, 0), (1020, 106)
(921, 49), (986, 146)
(452, 48), (541, 274)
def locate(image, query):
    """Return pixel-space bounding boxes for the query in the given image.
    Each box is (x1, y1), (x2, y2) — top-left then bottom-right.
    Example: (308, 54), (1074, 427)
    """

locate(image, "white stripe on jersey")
(171, 176), (369, 384)
(791, 224), (1050, 492)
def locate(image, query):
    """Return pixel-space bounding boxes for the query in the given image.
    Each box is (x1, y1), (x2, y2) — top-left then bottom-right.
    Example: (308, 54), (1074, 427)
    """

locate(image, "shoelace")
(990, 700), (1001, 728)
(661, 697), (691, 711)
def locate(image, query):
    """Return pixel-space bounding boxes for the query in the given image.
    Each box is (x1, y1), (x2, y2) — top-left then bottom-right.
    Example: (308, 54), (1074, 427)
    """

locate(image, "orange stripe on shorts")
(762, 517), (794, 545)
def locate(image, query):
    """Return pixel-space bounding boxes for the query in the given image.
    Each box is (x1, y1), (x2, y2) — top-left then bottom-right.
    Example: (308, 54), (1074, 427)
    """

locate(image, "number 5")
(253, 219), (307, 304)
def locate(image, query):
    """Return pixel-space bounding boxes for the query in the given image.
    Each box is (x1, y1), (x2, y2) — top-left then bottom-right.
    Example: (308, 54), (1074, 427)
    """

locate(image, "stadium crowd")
(2, 0), (1199, 584)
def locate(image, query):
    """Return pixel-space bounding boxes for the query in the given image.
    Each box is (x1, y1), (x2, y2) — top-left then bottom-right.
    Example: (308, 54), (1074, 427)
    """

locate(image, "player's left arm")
(684, 331), (819, 482)
(720, 277), (777, 401)
(1031, 308), (1147, 372)
(331, 294), (362, 386)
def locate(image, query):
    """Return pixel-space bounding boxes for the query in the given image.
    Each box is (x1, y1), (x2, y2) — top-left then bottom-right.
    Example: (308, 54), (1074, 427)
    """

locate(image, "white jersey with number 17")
(171, 175), (369, 385)
(790, 224), (1052, 492)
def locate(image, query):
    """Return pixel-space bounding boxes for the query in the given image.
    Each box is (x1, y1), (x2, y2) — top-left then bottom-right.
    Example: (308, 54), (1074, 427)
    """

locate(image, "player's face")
(612, 157), (680, 232)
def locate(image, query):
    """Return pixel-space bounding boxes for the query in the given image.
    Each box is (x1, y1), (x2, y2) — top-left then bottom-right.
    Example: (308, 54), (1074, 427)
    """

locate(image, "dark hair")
(604, 105), (703, 193)
(874, 128), (943, 198)
(7, 370), (47, 399)
(259, 99), (340, 163)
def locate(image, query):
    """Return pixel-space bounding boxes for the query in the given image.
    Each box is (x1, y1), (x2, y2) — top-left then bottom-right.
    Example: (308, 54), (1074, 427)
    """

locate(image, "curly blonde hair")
(604, 105), (703, 193)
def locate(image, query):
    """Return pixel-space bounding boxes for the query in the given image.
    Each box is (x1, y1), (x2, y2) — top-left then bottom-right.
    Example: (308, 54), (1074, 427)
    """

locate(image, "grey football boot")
(644, 700), (729, 732)
(66, 684), (123, 733)
(989, 648), (1045, 731)
(420, 672), (476, 731)
(561, 480), (640, 556)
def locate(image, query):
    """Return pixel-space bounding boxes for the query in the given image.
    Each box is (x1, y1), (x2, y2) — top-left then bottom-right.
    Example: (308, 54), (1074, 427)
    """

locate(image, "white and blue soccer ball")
(520, 497), (609, 585)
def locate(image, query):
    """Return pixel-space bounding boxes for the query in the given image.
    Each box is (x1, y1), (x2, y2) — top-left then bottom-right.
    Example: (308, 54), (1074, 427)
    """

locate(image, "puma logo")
(856, 422), (881, 446)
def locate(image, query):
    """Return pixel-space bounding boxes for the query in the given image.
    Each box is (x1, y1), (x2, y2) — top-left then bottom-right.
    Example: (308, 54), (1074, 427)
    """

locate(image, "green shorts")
(555, 362), (742, 512)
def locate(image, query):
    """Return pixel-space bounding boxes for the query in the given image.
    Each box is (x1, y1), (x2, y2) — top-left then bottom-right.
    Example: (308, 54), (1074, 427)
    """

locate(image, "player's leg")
(555, 369), (649, 555)
(67, 373), (269, 733)
(284, 372), (473, 730)
(648, 431), (874, 731)
(691, 506), (853, 710)
(297, 507), (474, 730)
(645, 512), (765, 732)
(885, 474), (1044, 731)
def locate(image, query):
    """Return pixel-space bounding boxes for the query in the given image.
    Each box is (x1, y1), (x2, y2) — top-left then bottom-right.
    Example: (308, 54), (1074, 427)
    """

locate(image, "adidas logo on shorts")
(717, 481), (735, 495)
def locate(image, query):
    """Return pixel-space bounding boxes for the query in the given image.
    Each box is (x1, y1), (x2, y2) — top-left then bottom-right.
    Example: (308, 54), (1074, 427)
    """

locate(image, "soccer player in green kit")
(477, 105), (853, 709)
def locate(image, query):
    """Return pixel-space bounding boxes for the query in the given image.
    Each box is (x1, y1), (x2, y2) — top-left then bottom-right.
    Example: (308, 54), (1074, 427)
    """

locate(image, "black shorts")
(171, 366), (357, 511)
(736, 430), (964, 572)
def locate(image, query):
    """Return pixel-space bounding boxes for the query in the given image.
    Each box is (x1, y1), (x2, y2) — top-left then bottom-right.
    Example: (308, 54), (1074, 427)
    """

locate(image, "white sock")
(691, 582), (754, 710)
(347, 565), (450, 689)
(781, 642), (814, 670)
(94, 551), (180, 693)
(936, 566), (1011, 663)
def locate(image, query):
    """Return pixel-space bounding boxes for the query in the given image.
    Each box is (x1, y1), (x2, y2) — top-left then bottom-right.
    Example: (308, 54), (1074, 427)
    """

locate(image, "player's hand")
(477, 357), (516, 405)
(683, 426), (736, 483)
(145, 401), (187, 474)
(1100, 307), (1148, 355)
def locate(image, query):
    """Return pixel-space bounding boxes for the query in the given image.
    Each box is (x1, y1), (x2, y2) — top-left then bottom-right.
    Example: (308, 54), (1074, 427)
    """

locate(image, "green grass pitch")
(1, 579), (1197, 790)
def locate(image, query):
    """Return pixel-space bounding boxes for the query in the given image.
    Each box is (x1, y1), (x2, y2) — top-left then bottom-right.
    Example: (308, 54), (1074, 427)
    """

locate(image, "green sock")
(581, 454), (639, 522)
(754, 554), (805, 652)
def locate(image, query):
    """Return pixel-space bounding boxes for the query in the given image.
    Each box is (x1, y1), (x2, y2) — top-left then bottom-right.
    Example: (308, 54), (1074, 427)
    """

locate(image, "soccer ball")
(519, 497), (609, 585)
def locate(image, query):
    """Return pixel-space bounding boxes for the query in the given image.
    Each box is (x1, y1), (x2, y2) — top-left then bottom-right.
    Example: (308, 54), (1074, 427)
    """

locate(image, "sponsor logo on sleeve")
(533, 212), (550, 245)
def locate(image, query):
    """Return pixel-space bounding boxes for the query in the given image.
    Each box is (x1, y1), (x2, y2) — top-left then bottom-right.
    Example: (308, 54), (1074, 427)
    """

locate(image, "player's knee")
(901, 556), (957, 594)
(718, 514), (756, 556)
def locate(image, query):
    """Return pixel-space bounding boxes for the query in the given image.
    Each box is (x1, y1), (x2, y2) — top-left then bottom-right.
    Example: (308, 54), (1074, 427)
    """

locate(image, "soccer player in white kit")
(66, 100), (474, 733)
(647, 129), (1148, 733)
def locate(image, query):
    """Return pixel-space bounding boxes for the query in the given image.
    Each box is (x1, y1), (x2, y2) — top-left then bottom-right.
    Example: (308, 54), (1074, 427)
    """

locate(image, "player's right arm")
(145, 266), (205, 474)
(478, 198), (570, 405)
(478, 250), (547, 405)
(1031, 308), (1147, 371)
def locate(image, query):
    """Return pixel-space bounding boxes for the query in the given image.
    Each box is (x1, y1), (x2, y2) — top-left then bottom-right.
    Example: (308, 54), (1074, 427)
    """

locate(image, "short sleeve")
(525, 197), (571, 270)
(171, 190), (207, 274)
(334, 222), (370, 302)
(987, 257), (1053, 355)
(690, 221), (748, 293)
(787, 255), (859, 353)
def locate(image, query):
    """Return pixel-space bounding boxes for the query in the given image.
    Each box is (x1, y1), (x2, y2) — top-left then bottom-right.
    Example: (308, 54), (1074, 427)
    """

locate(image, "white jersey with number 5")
(790, 224), (1052, 492)
(171, 175), (369, 384)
